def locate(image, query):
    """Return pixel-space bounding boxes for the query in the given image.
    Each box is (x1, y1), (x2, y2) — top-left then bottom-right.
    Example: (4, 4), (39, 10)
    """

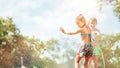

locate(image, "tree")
(113, 0), (120, 20)
(0, 17), (58, 68)
(96, 33), (120, 68)
(98, 0), (120, 21)
(0, 17), (19, 68)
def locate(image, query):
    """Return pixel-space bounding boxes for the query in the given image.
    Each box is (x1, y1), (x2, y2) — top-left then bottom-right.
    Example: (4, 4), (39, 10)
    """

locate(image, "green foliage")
(113, 0), (120, 21)
(98, 0), (120, 21)
(0, 17), (58, 68)
(0, 17), (19, 68)
(0, 17), (17, 46)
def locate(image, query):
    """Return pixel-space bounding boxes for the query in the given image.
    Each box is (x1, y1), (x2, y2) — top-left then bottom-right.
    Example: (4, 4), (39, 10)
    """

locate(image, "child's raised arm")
(60, 27), (81, 35)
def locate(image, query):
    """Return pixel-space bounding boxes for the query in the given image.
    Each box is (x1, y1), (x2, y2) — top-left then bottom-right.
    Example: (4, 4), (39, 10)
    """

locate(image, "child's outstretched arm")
(60, 27), (81, 35)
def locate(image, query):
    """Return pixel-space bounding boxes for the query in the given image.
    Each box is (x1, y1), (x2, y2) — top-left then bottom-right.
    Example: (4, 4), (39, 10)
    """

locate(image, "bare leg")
(75, 54), (82, 68)
(93, 56), (98, 68)
(88, 56), (93, 68)
(84, 56), (90, 68)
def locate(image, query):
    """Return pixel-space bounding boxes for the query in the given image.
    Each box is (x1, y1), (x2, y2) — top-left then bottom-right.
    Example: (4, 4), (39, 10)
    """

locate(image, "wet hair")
(90, 17), (97, 25)
(76, 14), (86, 22)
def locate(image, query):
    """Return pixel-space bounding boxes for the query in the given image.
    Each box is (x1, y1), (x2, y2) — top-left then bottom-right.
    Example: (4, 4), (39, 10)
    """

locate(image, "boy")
(88, 17), (101, 68)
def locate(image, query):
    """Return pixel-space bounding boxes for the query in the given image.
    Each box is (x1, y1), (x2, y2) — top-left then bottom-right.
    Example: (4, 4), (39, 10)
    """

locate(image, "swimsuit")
(93, 46), (100, 56)
(79, 34), (93, 57)
(80, 34), (94, 41)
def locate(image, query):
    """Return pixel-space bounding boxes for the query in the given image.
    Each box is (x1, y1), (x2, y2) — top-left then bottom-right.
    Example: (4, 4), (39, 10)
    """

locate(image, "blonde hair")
(90, 17), (97, 25)
(76, 14), (86, 23)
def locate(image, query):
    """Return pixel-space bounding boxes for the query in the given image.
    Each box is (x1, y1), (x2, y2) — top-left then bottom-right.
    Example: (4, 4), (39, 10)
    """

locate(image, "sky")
(0, 0), (120, 41)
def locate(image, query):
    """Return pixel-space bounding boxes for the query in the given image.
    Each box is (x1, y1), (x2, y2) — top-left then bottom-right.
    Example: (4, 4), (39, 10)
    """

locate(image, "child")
(60, 14), (93, 68)
(88, 17), (101, 68)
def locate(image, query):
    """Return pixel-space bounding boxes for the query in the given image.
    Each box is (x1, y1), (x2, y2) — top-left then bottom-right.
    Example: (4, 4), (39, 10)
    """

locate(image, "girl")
(60, 14), (93, 68)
